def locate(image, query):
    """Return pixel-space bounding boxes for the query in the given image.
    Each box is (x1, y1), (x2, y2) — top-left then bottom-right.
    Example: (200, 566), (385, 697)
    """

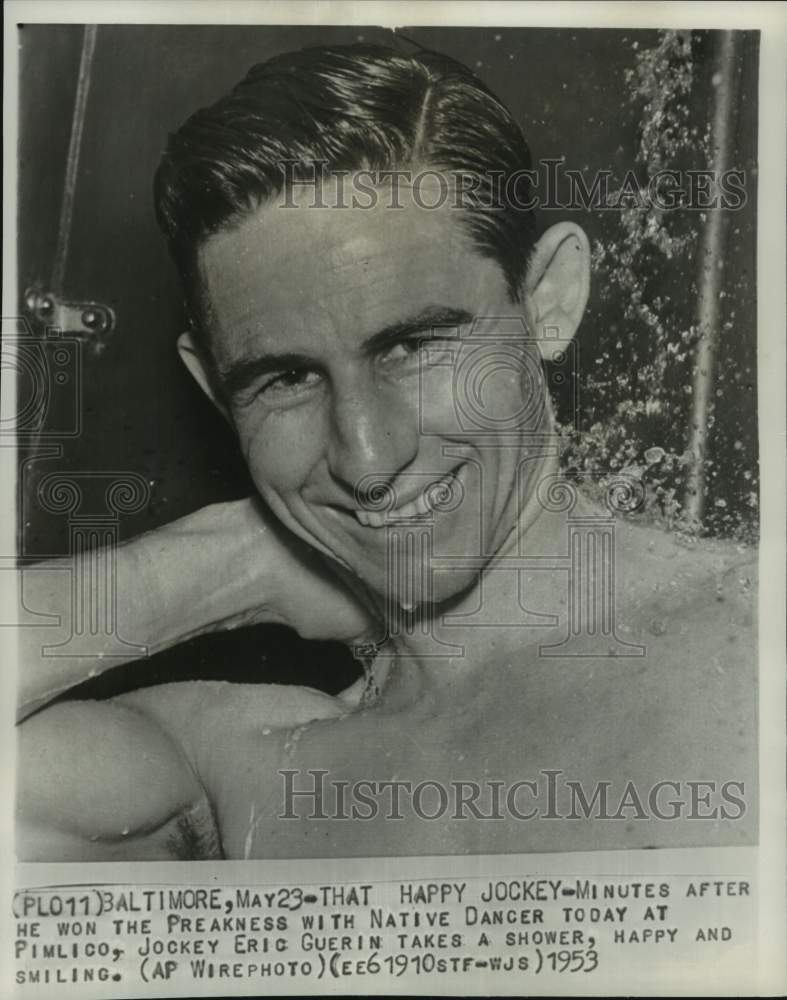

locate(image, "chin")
(341, 505), (493, 611)
(353, 555), (479, 614)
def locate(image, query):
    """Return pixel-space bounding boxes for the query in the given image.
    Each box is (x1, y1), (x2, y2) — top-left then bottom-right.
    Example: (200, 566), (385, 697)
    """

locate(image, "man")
(17, 45), (756, 860)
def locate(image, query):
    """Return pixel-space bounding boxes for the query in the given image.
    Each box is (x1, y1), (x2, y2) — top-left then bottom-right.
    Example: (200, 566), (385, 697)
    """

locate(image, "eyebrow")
(217, 305), (475, 400)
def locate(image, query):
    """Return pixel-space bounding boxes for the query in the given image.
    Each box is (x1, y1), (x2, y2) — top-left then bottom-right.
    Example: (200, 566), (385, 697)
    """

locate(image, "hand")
(173, 497), (382, 648)
(16, 496), (382, 720)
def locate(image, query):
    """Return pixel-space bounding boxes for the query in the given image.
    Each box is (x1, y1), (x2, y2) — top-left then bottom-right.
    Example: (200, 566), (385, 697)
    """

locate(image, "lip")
(353, 464), (464, 528)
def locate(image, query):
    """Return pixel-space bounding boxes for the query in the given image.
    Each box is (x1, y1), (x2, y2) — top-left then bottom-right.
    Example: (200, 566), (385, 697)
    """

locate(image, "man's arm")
(17, 697), (222, 861)
(16, 497), (377, 720)
(15, 498), (376, 859)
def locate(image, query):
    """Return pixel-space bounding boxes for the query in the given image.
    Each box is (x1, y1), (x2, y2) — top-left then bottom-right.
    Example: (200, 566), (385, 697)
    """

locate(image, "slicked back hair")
(154, 44), (538, 342)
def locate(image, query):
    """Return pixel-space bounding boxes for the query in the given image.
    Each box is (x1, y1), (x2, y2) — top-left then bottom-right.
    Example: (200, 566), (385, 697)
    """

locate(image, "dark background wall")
(15, 25), (758, 695)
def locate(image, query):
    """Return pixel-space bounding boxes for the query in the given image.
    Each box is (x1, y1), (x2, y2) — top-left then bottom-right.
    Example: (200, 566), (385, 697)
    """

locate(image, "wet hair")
(154, 43), (538, 341)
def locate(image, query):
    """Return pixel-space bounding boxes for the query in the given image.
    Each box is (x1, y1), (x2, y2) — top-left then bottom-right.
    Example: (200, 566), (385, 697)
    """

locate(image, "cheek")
(469, 347), (546, 434)
(416, 365), (463, 435)
(420, 347), (545, 437)
(235, 409), (324, 496)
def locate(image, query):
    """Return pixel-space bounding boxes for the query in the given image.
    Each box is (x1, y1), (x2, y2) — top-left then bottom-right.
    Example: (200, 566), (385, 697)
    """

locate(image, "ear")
(177, 331), (231, 422)
(524, 222), (590, 360)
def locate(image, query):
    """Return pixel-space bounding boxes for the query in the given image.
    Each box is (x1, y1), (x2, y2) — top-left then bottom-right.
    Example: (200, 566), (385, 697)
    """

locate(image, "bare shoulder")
(616, 519), (757, 614)
(522, 522), (759, 848)
(613, 522), (756, 728)
(123, 679), (351, 742)
(17, 698), (219, 861)
(588, 525), (756, 840)
(121, 679), (351, 786)
(17, 679), (353, 862)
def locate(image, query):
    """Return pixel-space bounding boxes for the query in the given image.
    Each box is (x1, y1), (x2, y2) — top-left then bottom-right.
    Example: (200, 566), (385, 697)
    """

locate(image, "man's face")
(198, 180), (548, 607)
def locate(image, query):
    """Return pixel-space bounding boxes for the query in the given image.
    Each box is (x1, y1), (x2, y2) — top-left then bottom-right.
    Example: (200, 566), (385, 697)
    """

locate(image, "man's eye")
(259, 369), (321, 399)
(379, 339), (422, 364)
(379, 338), (455, 367)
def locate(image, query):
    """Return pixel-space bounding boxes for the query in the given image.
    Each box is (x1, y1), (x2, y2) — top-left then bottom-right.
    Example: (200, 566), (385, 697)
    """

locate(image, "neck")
(365, 450), (578, 713)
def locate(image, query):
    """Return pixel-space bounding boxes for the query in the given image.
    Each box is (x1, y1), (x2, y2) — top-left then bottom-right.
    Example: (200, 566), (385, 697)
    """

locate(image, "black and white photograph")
(3, 1), (785, 996)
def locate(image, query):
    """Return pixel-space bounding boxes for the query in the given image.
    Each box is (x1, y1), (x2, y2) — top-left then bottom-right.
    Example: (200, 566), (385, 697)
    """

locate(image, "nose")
(326, 378), (419, 499)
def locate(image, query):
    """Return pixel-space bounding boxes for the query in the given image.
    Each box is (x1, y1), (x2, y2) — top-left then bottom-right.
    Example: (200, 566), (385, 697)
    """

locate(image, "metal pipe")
(683, 30), (744, 528)
(21, 25), (98, 556)
(50, 24), (98, 294)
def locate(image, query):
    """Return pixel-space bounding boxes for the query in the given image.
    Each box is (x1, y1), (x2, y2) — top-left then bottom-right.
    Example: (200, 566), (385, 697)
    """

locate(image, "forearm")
(16, 500), (281, 721)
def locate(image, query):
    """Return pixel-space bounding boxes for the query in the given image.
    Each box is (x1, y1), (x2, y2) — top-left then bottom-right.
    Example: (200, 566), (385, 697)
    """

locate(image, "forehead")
(198, 179), (512, 361)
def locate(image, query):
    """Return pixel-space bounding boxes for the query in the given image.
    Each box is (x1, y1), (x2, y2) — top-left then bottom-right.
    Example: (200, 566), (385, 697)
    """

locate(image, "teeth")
(397, 492), (430, 518)
(353, 508), (389, 528)
(353, 473), (454, 528)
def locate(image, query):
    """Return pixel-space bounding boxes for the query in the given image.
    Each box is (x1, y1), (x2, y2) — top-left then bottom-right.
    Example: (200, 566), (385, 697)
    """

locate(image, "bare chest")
(212, 636), (755, 860)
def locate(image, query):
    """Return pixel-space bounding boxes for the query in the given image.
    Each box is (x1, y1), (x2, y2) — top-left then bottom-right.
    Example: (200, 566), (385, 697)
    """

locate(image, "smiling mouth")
(353, 466), (463, 528)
